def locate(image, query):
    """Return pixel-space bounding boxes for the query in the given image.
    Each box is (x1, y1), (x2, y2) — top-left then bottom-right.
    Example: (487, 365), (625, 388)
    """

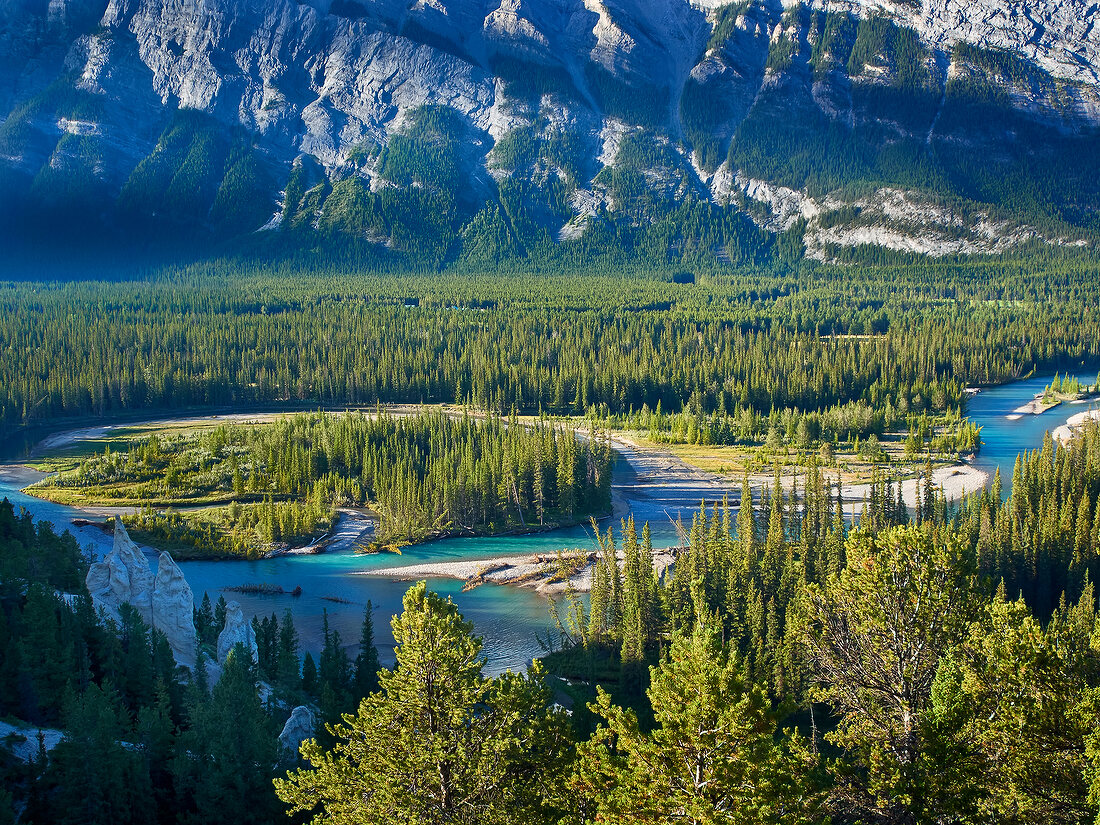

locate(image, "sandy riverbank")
(363, 552), (591, 595)
(1005, 394), (1060, 420)
(14, 410), (994, 595)
(836, 459), (990, 511)
(928, 462), (990, 501)
(360, 547), (678, 595)
(30, 413), (289, 456)
(276, 509), (375, 556)
(1053, 409), (1100, 444)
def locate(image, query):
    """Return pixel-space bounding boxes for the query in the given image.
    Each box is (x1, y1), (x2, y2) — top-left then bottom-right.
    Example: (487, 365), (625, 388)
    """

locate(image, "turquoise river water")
(0, 371), (1095, 673)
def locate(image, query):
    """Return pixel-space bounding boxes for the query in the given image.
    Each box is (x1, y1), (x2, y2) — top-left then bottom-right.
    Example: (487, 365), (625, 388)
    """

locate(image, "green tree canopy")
(275, 581), (572, 824)
(802, 524), (979, 822)
(942, 587), (1100, 824)
(575, 621), (820, 824)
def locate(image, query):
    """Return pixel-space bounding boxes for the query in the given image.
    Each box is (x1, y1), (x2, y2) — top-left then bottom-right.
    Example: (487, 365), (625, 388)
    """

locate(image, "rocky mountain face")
(2, 0), (1099, 262)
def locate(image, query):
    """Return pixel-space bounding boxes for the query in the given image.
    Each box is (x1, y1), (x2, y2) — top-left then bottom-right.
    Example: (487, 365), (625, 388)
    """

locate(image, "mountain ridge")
(2, 0), (1099, 263)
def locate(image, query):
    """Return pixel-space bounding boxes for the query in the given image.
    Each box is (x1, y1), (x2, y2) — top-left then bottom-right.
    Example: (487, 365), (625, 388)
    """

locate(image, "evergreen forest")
(6, 0), (1100, 819)
(6, 420), (1100, 821)
(3, 253), (1100, 437)
(30, 410), (612, 555)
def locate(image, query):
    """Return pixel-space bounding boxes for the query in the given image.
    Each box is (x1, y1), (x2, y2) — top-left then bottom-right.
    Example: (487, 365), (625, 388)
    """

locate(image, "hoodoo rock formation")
(278, 706), (316, 760)
(217, 599), (259, 665)
(86, 518), (197, 667)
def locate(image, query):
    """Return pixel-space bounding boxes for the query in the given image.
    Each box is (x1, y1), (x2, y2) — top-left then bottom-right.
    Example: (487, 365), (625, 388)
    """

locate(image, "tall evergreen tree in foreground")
(275, 581), (573, 824)
(575, 621), (820, 824)
(803, 525), (980, 823)
(940, 586), (1100, 824)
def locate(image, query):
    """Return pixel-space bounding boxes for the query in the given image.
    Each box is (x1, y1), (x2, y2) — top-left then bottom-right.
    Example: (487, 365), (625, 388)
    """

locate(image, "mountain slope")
(2, 0), (1099, 264)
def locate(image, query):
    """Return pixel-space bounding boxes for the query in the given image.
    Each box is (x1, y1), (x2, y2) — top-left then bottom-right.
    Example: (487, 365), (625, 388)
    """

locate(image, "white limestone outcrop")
(278, 706), (316, 760)
(151, 551), (198, 668)
(86, 519), (197, 667)
(217, 600), (258, 664)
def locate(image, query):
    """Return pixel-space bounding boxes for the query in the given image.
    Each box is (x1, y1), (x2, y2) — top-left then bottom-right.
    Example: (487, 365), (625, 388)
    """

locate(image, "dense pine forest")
(0, 498), (383, 825)
(3, 241), (1100, 825)
(30, 410), (612, 555)
(4, 253), (1100, 440)
(8, 0), (1100, 816)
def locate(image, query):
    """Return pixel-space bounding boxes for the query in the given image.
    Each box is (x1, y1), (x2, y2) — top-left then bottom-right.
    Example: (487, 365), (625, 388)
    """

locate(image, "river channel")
(1, 372), (1095, 673)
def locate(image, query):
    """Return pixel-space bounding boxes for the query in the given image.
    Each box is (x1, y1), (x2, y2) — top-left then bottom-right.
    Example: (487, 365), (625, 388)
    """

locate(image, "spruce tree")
(353, 601), (381, 699)
(276, 582), (572, 824)
(174, 646), (279, 825)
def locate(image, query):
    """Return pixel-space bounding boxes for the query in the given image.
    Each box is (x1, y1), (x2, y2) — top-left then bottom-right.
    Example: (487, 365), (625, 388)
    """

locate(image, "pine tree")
(619, 517), (647, 695)
(353, 601), (381, 699)
(576, 622), (819, 824)
(276, 608), (301, 698)
(276, 582), (572, 824)
(15, 585), (75, 724)
(214, 595), (228, 637)
(195, 592), (215, 647)
(135, 679), (177, 822)
(944, 591), (1100, 824)
(588, 520), (611, 644)
(301, 652), (319, 698)
(47, 683), (154, 825)
(318, 610), (352, 727)
(737, 474), (757, 564)
(803, 525), (979, 822)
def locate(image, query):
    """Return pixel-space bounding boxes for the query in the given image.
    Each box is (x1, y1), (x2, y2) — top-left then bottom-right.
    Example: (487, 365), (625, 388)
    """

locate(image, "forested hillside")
(6, 2), (1100, 820)
(0, 496), (388, 824)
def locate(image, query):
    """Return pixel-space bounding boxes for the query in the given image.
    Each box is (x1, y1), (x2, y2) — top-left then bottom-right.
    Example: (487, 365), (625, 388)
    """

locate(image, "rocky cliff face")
(2, 0), (1099, 260)
(86, 518), (197, 667)
(872, 0), (1100, 86)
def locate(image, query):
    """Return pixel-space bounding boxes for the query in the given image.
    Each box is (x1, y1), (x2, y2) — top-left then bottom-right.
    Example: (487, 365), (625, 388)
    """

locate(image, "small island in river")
(1007, 373), (1100, 420)
(22, 408), (613, 561)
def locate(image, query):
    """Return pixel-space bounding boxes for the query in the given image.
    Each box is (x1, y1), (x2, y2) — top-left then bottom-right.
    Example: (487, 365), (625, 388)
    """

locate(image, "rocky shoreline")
(1054, 409), (1100, 444)
(359, 547), (678, 596)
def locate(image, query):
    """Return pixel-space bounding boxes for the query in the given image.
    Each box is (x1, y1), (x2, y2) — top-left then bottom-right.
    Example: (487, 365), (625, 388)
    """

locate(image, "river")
(966, 373), (1100, 494)
(0, 373), (1095, 673)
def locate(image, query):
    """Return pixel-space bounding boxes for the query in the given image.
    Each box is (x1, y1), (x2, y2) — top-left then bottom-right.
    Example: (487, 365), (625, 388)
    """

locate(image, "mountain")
(2, 0), (1100, 265)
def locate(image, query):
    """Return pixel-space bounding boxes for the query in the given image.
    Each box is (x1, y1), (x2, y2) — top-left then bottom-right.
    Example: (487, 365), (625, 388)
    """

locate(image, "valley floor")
(10, 407), (992, 593)
(358, 431), (989, 593)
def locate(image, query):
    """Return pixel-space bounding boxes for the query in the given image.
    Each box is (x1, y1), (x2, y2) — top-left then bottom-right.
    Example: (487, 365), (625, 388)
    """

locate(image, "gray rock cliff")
(85, 518), (197, 667)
